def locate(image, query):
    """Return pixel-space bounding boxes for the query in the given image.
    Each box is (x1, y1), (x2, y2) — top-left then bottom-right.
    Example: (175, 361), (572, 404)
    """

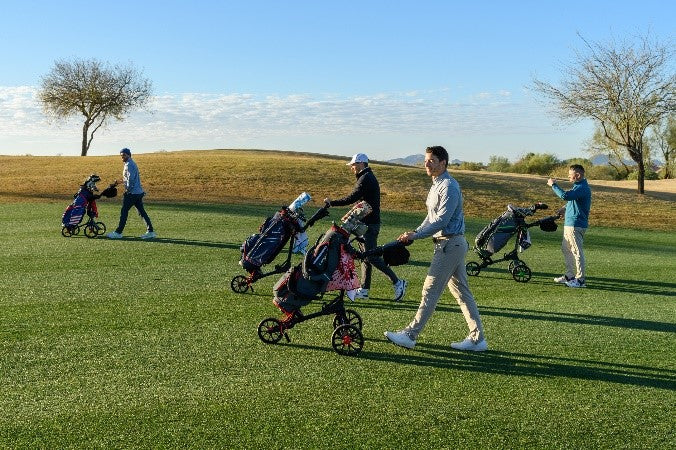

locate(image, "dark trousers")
(360, 223), (398, 289)
(115, 193), (153, 234)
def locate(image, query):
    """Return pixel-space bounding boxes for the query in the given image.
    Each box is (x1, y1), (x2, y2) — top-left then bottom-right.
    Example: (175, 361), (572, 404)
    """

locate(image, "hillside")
(1, 149), (674, 231)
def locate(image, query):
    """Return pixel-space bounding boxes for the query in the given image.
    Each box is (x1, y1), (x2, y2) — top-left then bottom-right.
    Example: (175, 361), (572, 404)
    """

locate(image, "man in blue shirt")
(107, 148), (156, 239)
(384, 146), (487, 352)
(547, 164), (591, 288)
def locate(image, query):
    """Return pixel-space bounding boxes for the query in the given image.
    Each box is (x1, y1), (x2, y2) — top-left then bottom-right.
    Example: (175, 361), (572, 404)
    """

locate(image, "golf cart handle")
(359, 240), (410, 258)
(526, 214), (560, 228)
(302, 204), (331, 231)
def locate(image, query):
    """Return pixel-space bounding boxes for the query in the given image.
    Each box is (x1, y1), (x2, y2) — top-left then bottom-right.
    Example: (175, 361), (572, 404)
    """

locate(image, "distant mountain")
(388, 154), (425, 166)
(591, 155), (635, 166)
(590, 155), (663, 167)
(387, 154), (464, 166)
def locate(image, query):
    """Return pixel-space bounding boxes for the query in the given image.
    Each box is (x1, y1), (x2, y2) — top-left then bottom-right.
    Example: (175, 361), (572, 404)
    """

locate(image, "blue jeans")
(115, 193), (153, 234)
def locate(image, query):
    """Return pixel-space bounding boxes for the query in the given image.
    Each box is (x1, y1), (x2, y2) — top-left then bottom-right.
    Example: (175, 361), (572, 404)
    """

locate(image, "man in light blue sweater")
(547, 164), (591, 288)
(107, 148), (156, 240)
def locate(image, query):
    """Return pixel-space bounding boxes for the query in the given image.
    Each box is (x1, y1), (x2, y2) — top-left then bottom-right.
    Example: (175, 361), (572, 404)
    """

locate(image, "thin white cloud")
(0, 85), (575, 157)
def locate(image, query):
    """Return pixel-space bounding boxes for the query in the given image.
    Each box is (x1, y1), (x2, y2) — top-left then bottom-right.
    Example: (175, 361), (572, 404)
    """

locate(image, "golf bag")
(257, 201), (409, 356)
(61, 179), (117, 229)
(61, 175), (117, 237)
(62, 189), (98, 228)
(240, 207), (306, 274)
(474, 207), (532, 258)
(273, 224), (358, 314)
(467, 203), (559, 283)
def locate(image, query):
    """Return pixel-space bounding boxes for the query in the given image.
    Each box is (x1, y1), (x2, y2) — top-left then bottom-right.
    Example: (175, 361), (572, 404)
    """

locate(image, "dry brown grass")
(1, 149), (674, 231)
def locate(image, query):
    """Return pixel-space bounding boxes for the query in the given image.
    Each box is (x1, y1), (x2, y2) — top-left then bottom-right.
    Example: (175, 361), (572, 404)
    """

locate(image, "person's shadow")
(278, 341), (676, 391)
(145, 237), (241, 250)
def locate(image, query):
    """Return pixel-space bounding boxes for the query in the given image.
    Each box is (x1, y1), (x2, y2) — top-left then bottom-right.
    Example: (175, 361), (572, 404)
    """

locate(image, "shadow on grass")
(281, 341), (676, 390)
(531, 270), (676, 297)
(353, 297), (675, 333)
(151, 237), (241, 250)
(481, 306), (676, 333)
(459, 265), (676, 297)
(382, 345), (676, 390)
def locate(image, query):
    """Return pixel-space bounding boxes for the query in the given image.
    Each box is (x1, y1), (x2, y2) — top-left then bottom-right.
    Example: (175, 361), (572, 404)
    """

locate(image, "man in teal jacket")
(547, 164), (591, 288)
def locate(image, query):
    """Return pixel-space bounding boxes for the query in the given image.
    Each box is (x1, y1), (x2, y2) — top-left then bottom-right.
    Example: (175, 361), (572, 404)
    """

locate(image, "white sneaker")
(384, 330), (416, 349)
(106, 231), (123, 239)
(554, 275), (573, 284)
(354, 288), (369, 299)
(393, 279), (407, 301)
(451, 336), (488, 352)
(565, 278), (586, 288)
(140, 231), (157, 239)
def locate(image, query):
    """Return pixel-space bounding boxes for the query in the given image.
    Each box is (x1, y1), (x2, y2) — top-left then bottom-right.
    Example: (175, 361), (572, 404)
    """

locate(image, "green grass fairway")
(1, 201), (674, 448)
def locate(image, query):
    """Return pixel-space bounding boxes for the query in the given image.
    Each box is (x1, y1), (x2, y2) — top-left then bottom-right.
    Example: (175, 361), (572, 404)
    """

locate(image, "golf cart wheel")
(258, 318), (284, 344)
(230, 275), (251, 293)
(331, 324), (364, 356)
(84, 224), (98, 238)
(512, 262), (532, 283)
(332, 309), (363, 330)
(95, 222), (106, 235)
(61, 226), (73, 237)
(466, 262), (481, 276)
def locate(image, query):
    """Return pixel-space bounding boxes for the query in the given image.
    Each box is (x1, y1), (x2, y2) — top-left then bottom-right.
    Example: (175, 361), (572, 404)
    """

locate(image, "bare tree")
(533, 34), (675, 194)
(586, 125), (633, 179)
(39, 58), (152, 156)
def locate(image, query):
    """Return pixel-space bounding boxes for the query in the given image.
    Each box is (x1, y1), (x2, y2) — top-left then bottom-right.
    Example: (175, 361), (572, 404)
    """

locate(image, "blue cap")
(120, 148), (131, 156)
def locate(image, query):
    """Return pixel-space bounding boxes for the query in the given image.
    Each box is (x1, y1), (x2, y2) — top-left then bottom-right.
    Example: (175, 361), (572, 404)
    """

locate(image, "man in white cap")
(324, 153), (407, 301)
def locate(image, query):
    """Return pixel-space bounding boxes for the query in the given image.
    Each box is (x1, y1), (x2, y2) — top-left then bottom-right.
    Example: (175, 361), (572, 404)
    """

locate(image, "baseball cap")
(347, 153), (368, 165)
(120, 148), (132, 156)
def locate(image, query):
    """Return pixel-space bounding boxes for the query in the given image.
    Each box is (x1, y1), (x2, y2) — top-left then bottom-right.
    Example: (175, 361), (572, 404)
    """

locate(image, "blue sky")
(0, 0), (673, 161)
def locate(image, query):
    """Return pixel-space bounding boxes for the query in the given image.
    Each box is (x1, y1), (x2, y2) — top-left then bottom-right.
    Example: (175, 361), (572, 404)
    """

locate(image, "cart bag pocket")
(62, 204), (86, 227)
(518, 230), (531, 252)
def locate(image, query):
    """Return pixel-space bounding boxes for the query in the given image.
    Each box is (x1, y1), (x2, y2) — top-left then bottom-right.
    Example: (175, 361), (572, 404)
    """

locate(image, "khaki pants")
(404, 235), (484, 341)
(562, 226), (586, 280)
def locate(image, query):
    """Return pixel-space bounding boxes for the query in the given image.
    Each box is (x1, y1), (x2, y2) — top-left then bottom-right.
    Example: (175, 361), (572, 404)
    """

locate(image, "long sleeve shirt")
(329, 167), (381, 225)
(412, 171), (465, 240)
(551, 178), (591, 228)
(122, 158), (145, 195)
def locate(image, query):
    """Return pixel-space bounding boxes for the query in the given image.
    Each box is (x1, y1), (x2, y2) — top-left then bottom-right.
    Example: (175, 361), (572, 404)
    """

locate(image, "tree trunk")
(81, 122), (90, 156)
(636, 161), (645, 194)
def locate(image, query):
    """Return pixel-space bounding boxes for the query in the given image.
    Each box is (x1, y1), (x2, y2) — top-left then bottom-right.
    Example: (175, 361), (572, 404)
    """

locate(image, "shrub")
(512, 152), (561, 175)
(487, 155), (511, 172)
(458, 161), (485, 171)
(627, 170), (659, 180)
(587, 165), (621, 180)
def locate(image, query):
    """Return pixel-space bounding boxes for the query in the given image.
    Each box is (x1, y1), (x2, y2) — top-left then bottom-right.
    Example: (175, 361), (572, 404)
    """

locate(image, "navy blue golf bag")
(240, 207), (303, 274)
